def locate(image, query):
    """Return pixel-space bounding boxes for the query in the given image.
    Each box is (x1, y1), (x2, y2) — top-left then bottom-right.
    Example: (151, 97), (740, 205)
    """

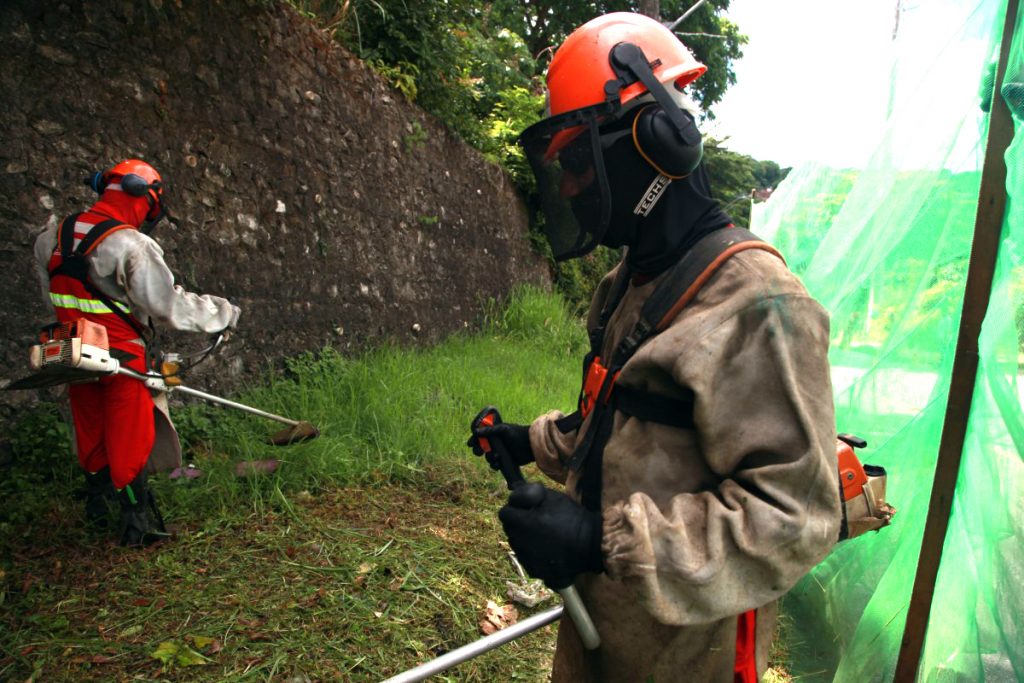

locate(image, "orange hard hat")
(107, 159), (161, 184)
(93, 159), (167, 224)
(106, 159), (162, 198)
(545, 12), (706, 157)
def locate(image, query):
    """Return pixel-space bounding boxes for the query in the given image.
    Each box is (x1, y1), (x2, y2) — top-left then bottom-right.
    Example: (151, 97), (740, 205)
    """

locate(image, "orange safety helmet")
(518, 12), (709, 262)
(86, 159), (168, 227)
(104, 159), (163, 205)
(545, 12), (706, 158)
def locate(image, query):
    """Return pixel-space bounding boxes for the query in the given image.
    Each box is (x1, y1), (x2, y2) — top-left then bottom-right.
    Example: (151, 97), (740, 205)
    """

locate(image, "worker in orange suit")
(33, 159), (240, 546)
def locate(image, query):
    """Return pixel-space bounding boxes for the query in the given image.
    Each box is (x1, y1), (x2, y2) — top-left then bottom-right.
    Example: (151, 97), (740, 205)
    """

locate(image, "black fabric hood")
(621, 163), (733, 276)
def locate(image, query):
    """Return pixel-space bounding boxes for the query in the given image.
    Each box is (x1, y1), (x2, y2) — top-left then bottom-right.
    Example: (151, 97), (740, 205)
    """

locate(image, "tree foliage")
(288, 1), (786, 299)
(297, 1), (541, 151)
(489, 0), (745, 112)
(702, 140), (790, 228)
(294, 0), (746, 157)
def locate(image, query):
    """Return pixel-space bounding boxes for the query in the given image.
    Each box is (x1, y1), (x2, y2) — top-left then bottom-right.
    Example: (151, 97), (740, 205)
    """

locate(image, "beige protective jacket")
(529, 248), (841, 682)
(33, 225), (241, 473)
(33, 226), (240, 334)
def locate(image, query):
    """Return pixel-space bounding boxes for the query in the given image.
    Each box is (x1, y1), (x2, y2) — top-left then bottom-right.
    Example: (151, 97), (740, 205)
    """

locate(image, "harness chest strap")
(559, 227), (894, 542)
(58, 213), (135, 258)
(49, 214), (148, 339)
(561, 228), (782, 440)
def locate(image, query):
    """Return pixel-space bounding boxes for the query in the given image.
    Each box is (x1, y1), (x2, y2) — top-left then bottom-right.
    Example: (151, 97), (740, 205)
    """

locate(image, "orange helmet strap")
(608, 42), (694, 140)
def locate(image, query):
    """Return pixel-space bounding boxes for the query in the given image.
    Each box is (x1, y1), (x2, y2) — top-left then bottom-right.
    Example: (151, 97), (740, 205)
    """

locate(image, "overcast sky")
(703, 0), (998, 171)
(705, 0), (897, 168)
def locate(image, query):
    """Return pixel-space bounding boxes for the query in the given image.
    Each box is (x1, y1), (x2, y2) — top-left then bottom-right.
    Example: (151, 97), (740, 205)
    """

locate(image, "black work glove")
(467, 421), (534, 469)
(498, 482), (603, 590)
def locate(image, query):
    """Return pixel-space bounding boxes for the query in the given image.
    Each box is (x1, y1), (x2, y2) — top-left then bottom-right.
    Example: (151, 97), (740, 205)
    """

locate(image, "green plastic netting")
(752, 0), (1023, 680)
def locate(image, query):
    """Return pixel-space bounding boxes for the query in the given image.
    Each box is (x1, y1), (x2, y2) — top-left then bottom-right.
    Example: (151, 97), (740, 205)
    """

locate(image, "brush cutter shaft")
(173, 385), (301, 426)
(116, 367), (300, 426)
(381, 606), (564, 683)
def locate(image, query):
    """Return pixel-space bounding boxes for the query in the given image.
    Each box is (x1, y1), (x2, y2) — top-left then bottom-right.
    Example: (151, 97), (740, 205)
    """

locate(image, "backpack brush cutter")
(6, 318), (319, 446)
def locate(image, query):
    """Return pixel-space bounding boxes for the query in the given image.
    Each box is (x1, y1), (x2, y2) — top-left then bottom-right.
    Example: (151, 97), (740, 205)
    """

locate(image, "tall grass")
(165, 285), (586, 516)
(0, 285), (586, 539)
(0, 287), (585, 681)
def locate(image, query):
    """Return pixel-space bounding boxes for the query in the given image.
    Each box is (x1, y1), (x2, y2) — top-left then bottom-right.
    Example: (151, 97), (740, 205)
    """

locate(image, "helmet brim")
(542, 62), (707, 161)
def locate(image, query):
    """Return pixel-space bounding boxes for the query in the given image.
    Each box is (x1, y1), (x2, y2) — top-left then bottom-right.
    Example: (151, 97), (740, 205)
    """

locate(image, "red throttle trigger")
(471, 406), (500, 455)
(470, 406), (525, 490)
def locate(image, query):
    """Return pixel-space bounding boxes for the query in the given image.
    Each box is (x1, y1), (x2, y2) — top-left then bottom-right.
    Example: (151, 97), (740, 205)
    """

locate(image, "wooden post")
(893, 0), (1020, 680)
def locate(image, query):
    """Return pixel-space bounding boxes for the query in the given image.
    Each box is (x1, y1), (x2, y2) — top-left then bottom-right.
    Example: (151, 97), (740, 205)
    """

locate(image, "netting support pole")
(893, 0), (1020, 680)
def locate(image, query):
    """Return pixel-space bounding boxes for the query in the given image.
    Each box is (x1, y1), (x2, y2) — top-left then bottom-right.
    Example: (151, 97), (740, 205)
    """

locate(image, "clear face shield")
(140, 190), (181, 235)
(139, 197), (166, 235)
(518, 100), (623, 262)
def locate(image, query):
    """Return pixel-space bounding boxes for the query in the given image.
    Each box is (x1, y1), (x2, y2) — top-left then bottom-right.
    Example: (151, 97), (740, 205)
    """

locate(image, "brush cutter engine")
(29, 318), (119, 375)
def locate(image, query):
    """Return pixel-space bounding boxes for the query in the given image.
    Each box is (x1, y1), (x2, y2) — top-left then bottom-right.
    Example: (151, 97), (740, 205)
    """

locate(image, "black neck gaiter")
(625, 164), (733, 276)
(597, 160), (733, 277)
(594, 115), (732, 278)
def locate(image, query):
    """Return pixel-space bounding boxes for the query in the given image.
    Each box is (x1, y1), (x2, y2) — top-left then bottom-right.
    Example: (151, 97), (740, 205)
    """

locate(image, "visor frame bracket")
(606, 41), (695, 144)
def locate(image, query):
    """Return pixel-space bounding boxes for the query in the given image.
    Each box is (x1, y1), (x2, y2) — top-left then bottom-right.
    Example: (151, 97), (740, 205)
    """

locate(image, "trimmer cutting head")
(267, 421), (320, 446)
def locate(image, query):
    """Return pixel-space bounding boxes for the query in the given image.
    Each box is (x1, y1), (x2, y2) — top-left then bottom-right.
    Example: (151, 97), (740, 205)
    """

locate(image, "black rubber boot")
(117, 471), (168, 547)
(83, 467), (115, 529)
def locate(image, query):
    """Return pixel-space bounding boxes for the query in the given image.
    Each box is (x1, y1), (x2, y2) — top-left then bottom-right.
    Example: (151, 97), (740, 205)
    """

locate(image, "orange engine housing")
(837, 438), (869, 502)
(39, 318), (109, 350)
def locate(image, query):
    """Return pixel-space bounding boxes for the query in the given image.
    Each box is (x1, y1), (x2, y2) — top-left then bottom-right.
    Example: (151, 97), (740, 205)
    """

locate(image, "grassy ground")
(0, 286), (794, 682)
(1, 459), (557, 682)
(1, 287), (578, 683)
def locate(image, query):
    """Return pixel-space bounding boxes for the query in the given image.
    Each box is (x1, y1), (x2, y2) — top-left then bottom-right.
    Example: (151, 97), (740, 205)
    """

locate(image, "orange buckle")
(160, 360), (183, 387)
(580, 357), (618, 419)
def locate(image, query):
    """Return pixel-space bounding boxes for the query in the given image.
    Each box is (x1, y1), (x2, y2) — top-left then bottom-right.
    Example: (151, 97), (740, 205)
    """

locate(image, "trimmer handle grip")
(470, 406), (601, 651)
(471, 406), (526, 490)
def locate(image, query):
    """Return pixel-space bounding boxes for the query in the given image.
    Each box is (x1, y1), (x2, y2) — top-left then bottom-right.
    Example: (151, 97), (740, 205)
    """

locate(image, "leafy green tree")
(702, 141), (754, 227)
(291, 0), (543, 157)
(287, 0), (776, 304)
(292, 1), (749, 181)
(753, 160), (790, 192)
(489, 0), (746, 112)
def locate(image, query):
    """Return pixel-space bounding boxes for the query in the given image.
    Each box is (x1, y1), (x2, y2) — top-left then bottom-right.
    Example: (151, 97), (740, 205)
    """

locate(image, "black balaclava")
(593, 110), (732, 277)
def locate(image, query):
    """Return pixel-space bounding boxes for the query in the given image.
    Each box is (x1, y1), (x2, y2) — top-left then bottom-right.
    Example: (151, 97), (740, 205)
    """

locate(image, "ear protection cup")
(84, 171), (105, 194)
(83, 170), (162, 197)
(120, 173), (160, 198)
(632, 104), (703, 179)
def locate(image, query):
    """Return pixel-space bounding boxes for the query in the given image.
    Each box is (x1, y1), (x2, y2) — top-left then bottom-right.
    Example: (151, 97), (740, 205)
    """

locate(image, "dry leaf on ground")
(478, 599), (519, 635)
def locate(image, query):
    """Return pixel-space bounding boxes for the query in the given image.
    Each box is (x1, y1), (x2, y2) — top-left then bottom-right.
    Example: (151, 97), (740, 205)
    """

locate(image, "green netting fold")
(751, 1), (1021, 680)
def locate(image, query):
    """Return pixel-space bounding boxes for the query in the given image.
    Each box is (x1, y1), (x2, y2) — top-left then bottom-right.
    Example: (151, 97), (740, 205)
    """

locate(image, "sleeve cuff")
(529, 410), (576, 485)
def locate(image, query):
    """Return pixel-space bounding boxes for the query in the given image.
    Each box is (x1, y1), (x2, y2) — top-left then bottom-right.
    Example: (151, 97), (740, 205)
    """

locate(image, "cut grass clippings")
(0, 459), (556, 682)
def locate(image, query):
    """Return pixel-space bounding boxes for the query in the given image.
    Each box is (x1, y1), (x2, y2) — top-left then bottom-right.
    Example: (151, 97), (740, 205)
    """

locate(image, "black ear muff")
(83, 171), (105, 194)
(121, 173), (159, 198)
(632, 104), (703, 179)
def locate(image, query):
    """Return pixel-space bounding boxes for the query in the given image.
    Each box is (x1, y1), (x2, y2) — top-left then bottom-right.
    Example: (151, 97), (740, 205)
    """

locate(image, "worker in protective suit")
(33, 159), (240, 547)
(469, 13), (841, 682)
